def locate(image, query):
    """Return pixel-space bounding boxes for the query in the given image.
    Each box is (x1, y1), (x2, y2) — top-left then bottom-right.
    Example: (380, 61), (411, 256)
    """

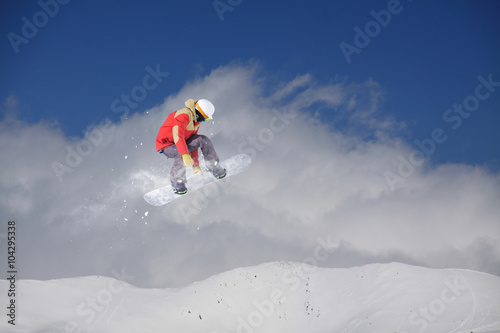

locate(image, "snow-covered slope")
(2, 262), (500, 333)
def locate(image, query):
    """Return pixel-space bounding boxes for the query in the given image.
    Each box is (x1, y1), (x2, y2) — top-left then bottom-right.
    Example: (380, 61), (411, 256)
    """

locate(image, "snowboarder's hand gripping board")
(144, 154), (251, 206)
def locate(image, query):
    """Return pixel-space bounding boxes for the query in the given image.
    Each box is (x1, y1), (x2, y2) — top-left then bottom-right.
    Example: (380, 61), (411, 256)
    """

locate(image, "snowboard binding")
(172, 180), (188, 195)
(210, 164), (227, 179)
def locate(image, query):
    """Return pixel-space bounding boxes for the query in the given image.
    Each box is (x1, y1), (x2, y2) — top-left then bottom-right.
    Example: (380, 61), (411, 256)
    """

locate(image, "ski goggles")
(195, 102), (210, 121)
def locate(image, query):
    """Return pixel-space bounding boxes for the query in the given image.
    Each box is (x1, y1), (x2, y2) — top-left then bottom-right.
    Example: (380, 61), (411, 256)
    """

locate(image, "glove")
(182, 154), (194, 167)
(193, 165), (203, 175)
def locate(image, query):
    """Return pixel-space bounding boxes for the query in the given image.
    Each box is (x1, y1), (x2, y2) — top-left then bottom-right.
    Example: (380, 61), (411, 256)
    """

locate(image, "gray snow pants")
(162, 134), (220, 183)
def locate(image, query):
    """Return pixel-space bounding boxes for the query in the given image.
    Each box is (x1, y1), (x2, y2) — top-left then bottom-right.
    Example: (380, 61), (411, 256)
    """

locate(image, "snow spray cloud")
(50, 119), (116, 183)
(175, 174), (233, 225)
(174, 106), (297, 224)
(50, 64), (169, 183)
(7, 0), (72, 54)
(237, 107), (297, 161)
(339, 0), (412, 64)
(384, 73), (500, 192)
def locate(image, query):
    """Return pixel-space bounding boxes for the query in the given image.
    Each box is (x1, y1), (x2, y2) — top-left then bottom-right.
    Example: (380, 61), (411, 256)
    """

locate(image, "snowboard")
(144, 154), (251, 206)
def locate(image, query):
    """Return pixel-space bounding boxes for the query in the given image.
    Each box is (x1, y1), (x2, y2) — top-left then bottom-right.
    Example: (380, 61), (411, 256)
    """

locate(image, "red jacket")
(156, 99), (201, 165)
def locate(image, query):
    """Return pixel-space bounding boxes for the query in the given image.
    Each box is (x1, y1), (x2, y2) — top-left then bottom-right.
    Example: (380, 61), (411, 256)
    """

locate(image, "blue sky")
(1, 0), (499, 169)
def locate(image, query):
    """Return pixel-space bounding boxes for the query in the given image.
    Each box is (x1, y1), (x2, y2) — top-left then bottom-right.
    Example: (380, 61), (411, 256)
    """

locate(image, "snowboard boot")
(172, 180), (188, 195)
(208, 163), (226, 179)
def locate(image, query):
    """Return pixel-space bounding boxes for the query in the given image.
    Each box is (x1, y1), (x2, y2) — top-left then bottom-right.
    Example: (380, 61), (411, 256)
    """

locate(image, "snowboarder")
(156, 98), (226, 194)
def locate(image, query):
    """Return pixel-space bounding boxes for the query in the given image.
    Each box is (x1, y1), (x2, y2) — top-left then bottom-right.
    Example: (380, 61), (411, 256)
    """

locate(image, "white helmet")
(195, 99), (215, 120)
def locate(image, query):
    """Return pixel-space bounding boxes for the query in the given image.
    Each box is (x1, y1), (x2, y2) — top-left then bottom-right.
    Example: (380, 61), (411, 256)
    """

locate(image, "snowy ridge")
(3, 262), (500, 333)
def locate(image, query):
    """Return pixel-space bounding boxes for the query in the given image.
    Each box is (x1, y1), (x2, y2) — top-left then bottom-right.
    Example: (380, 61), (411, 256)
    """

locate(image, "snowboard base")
(144, 154), (251, 206)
